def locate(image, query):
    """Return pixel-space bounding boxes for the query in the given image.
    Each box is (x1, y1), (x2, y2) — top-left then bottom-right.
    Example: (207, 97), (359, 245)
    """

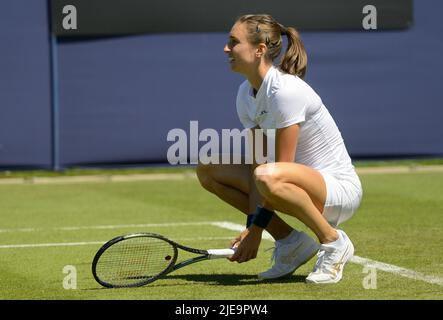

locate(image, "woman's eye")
(228, 39), (238, 48)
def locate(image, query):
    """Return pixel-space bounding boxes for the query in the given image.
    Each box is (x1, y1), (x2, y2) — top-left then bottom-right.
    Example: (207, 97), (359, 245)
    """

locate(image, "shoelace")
(312, 245), (337, 273)
(265, 242), (294, 267)
(265, 246), (278, 267)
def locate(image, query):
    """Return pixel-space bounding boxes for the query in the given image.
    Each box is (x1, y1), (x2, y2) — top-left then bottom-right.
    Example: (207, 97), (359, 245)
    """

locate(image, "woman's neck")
(247, 63), (272, 92)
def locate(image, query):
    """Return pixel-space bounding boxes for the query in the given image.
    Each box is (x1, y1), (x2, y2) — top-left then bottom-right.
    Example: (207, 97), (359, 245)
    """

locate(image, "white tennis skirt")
(319, 170), (363, 227)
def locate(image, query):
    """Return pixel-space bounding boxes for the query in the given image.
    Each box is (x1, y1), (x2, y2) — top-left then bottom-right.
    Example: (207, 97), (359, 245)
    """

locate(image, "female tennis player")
(196, 14), (363, 284)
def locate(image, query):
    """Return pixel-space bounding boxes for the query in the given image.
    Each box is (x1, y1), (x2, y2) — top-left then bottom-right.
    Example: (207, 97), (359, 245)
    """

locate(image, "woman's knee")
(253, 163), (325, 211)
(253, 164), (283, 197)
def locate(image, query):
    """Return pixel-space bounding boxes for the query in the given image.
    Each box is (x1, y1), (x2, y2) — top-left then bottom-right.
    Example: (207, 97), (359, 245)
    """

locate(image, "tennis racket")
(92, 232), (235, 288)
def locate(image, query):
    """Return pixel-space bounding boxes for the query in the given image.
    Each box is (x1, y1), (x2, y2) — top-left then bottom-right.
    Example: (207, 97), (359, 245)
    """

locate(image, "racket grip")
(207, 248), (235, 259)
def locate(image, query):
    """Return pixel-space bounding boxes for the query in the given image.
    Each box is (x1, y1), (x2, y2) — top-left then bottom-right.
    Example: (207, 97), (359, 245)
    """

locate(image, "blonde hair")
(236, 14), (307, 78)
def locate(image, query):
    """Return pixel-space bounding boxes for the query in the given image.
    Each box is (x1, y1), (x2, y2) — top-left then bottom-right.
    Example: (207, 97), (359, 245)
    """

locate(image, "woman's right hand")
(230, 233), (243, 249)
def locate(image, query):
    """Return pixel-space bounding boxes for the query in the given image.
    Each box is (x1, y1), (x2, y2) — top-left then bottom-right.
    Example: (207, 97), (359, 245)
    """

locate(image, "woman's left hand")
(229, 225), (263, 263)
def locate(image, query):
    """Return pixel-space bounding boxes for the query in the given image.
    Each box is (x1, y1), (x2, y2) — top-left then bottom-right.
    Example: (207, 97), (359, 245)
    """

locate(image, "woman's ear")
(256, 43), (268, 58)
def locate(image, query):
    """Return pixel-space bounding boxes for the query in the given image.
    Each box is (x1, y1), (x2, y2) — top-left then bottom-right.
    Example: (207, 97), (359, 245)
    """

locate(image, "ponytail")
(279, 27), (307, 78)
(237, 14), (308, 78)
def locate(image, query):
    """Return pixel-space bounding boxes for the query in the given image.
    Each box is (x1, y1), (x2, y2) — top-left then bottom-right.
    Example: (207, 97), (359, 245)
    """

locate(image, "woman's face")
(224, 22), (259, 75)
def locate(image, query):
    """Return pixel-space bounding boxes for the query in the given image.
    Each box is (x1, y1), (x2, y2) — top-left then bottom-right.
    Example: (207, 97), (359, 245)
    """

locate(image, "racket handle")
(207, 248), (235, 259)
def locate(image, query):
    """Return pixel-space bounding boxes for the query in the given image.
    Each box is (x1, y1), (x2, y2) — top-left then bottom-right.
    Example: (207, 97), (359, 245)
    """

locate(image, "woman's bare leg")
(196, 163), (293, 240)
(254, 162), (338, 244)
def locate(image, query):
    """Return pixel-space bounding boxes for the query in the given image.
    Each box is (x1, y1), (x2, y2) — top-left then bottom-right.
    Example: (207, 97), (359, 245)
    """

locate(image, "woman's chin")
(229, 63), (241, 73)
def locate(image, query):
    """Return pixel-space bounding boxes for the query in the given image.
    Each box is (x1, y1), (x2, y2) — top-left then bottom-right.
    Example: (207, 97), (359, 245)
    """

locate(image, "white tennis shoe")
(258, 230), (319, 280)
(305, 230), (354, 284)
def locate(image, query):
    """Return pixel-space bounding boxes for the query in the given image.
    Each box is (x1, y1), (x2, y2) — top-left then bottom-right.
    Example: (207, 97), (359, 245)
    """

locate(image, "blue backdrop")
(1, 0), (442, 169)
(0, 0), (52, 168)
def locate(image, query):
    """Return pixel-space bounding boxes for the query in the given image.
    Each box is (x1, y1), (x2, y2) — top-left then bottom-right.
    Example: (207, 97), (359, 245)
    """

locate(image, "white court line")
(0, 221), (226, 234)
(0, 236), (233, 249)
(1, 165), (443, 185)
(2, 220), (442, 287)
(0, 241), (105, 249)
(212, 221), (443, 287)
(0, 173), (190, 185)
(210, 221), (274, 240)
(351, 256), (443, 287)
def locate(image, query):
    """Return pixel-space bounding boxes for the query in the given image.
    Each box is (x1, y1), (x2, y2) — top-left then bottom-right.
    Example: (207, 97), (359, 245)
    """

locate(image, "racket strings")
(95, 237), (175, 286)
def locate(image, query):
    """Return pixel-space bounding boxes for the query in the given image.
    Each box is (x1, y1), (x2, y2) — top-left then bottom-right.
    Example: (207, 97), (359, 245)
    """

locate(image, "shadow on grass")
(83, 273), (307, 290)
(163, 273), (307, 286)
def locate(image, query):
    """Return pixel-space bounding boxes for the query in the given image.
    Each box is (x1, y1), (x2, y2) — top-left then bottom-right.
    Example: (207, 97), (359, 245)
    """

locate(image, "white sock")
(327, 230), (345, 247)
